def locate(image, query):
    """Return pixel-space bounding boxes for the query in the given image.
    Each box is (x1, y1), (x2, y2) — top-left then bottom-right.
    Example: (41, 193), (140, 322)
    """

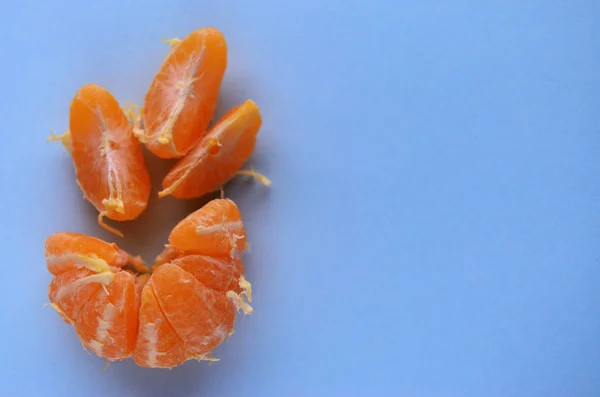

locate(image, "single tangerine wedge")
(159, 198), (247, 259)
(157, 255), (245, 294)
(49, 84), (151, 237)
(45, 199), (253, 369)
(136, 27), (228, 159)
(159, 99), (271, 199)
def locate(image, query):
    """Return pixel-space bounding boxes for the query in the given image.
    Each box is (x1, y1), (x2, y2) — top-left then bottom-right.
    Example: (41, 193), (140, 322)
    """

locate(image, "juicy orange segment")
(48, 268), (105, 324)
(140, 27), (227, 159)
(133, 281), (187, 368)
(52, 84), (151, 237)
(75, 271), (138, 361)
(159, 99), (267, 199)
(169, 255), (245, 293)
(167, 198), (246, 259)
(45, 232), (146, 275)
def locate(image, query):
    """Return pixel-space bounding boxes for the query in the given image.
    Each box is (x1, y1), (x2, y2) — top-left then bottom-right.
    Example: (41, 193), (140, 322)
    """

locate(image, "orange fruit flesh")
(68, 84), (151, 235)
(167, 198), (247, 259)
(140, 264), (236, 359)
(48, 268), (105, 325)
(167, 255), (244, 294)
(159, 99), (262, 199)
(45, 199), (252, 368)
(45, 232), (146, 275)
(141, 27), (227, 159)
(75, 271), (138, 361)
(132, 280), (187, 368)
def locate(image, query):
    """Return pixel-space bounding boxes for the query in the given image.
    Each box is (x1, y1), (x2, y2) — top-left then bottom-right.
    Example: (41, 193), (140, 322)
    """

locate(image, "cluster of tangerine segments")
(45, 27), (269, 369)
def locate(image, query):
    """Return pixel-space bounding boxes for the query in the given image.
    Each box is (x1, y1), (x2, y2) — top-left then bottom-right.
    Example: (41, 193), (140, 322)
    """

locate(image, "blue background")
(0, 1), (599, 396)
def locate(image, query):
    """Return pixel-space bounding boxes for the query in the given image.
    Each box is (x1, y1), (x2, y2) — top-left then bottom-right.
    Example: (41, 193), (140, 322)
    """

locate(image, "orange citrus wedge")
(159, 99), (270, 199)
(49, 84), (151, 237)
(138, 27), (228, 159)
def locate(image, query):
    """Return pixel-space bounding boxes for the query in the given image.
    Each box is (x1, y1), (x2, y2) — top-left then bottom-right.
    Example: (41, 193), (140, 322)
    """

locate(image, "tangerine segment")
(168, 198), (246, 259)
(69, 84), (151, 232)
(75, 271), (138, 361)
(150, 264), (236, 357)
(153, 247), (245, 293)
(48, 268), (106, 324)
(169, 255), (244, 294)
(45, 232), (147, 275)
(159, 99), (262, 199)
(133, 281), (187, 368)
(141, 27), (227, 159)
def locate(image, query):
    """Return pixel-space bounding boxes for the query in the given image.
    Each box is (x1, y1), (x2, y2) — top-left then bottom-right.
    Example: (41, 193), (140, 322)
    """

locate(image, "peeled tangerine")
(49, 84), (151, 237)
(159, 99), (270, 199)
(136, 27), (227, 159)
(45, 199), (252, 369)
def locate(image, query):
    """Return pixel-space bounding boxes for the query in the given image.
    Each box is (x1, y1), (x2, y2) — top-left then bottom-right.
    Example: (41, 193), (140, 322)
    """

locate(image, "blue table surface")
(1, 1), (599, 396)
